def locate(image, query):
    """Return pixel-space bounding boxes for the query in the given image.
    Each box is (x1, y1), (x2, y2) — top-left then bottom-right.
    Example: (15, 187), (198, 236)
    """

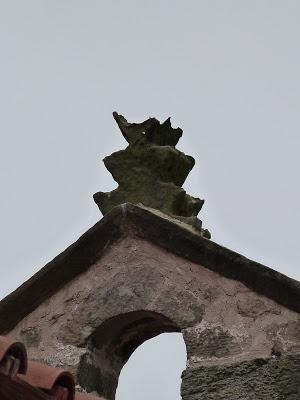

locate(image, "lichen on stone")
(20, 326), (41, 347)
(93, 112), (210, 238)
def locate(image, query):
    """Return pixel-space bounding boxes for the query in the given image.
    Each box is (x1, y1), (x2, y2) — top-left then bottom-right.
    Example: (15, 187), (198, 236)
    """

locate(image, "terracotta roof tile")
(0, 335), (27, 374)
(20, 361), (75, 399)
(0, 335), (105, 400)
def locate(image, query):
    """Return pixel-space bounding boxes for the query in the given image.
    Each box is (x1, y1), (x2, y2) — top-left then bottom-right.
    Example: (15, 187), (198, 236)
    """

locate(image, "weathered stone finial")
(93, 112), (210, 238)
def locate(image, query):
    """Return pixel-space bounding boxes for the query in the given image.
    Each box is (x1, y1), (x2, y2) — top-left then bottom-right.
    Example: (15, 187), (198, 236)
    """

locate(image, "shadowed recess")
(78, 311), (182, 400)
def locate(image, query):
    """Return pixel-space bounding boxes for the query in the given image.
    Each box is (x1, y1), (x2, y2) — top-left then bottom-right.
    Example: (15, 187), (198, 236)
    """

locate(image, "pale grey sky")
(1, 1), (300, 399)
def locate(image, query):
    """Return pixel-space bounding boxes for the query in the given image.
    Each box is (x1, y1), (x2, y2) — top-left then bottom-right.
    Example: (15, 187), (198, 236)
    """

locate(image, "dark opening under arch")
(78, 310), (182, 399)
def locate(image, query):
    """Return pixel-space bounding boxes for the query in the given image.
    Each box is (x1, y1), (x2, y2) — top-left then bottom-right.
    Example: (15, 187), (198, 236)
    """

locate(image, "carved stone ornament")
(93, 112), (210, 238)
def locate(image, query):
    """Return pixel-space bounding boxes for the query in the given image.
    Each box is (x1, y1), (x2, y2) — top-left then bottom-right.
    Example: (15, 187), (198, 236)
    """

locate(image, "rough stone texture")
(5, 234), (300, 399)
(181, 353), (300, 399)
(1, 102), (299, 398)
(20, 326), (41, 348)
(0, 205), (299, 399)
(1, 204), (299, 335)
(93, 112), (210, 236)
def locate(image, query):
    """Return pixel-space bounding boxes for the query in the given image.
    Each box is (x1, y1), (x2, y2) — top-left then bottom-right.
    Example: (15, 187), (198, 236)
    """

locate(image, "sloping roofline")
(0, 203), (299, 333)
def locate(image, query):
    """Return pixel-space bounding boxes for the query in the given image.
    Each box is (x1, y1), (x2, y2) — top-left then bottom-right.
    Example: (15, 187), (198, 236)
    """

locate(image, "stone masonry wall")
(7, 236), (300, 399)
(181, 353), (300, 399)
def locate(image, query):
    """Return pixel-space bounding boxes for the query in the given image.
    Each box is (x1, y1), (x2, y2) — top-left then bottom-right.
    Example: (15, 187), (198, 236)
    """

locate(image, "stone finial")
(93, 112), (210, 238)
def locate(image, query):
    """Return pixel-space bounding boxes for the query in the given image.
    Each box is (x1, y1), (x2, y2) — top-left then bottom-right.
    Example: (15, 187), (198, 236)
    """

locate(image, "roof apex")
(0, 203), (299, 334)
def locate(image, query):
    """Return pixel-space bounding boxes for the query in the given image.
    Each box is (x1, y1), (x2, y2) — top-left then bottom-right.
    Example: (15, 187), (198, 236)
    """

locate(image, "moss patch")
(94, 112), (210, 238)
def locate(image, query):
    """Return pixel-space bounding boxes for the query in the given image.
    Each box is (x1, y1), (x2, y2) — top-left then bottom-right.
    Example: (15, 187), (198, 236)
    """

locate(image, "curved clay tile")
(20, 360), (75, 400)
(0, 336), (105, 400)
(0, 335), (27, 374)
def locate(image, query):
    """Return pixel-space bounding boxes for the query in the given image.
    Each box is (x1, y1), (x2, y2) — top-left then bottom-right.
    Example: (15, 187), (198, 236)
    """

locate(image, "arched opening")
(116, 332), (186, 400)
(78, 311), (184, 400)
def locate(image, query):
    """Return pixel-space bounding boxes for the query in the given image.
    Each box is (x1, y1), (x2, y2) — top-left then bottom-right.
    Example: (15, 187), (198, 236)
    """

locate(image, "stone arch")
(77, 310), (183, 399)
(5, 230), (300, 400)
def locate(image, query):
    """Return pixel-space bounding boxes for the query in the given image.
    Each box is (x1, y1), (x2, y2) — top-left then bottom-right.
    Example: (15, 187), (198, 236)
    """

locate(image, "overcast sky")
(1, 1), (299, 399)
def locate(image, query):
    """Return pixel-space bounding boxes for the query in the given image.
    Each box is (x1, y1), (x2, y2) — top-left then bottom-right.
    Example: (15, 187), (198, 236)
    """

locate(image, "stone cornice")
(0, 203), (299, 334)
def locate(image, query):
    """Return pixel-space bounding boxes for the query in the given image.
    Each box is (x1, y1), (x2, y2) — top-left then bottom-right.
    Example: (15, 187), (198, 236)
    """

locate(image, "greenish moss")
(94, 112), (210, 238)
(20, 326), (41, 347)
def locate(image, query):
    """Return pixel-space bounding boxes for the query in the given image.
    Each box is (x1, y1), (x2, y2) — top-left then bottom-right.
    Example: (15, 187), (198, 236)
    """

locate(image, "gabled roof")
(0, 203), (299, 334)
(0, 336), (103, 400)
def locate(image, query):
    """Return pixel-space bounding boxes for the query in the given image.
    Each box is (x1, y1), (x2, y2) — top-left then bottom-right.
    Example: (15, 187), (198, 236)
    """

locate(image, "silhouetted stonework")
(93, 112), (210, 237)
